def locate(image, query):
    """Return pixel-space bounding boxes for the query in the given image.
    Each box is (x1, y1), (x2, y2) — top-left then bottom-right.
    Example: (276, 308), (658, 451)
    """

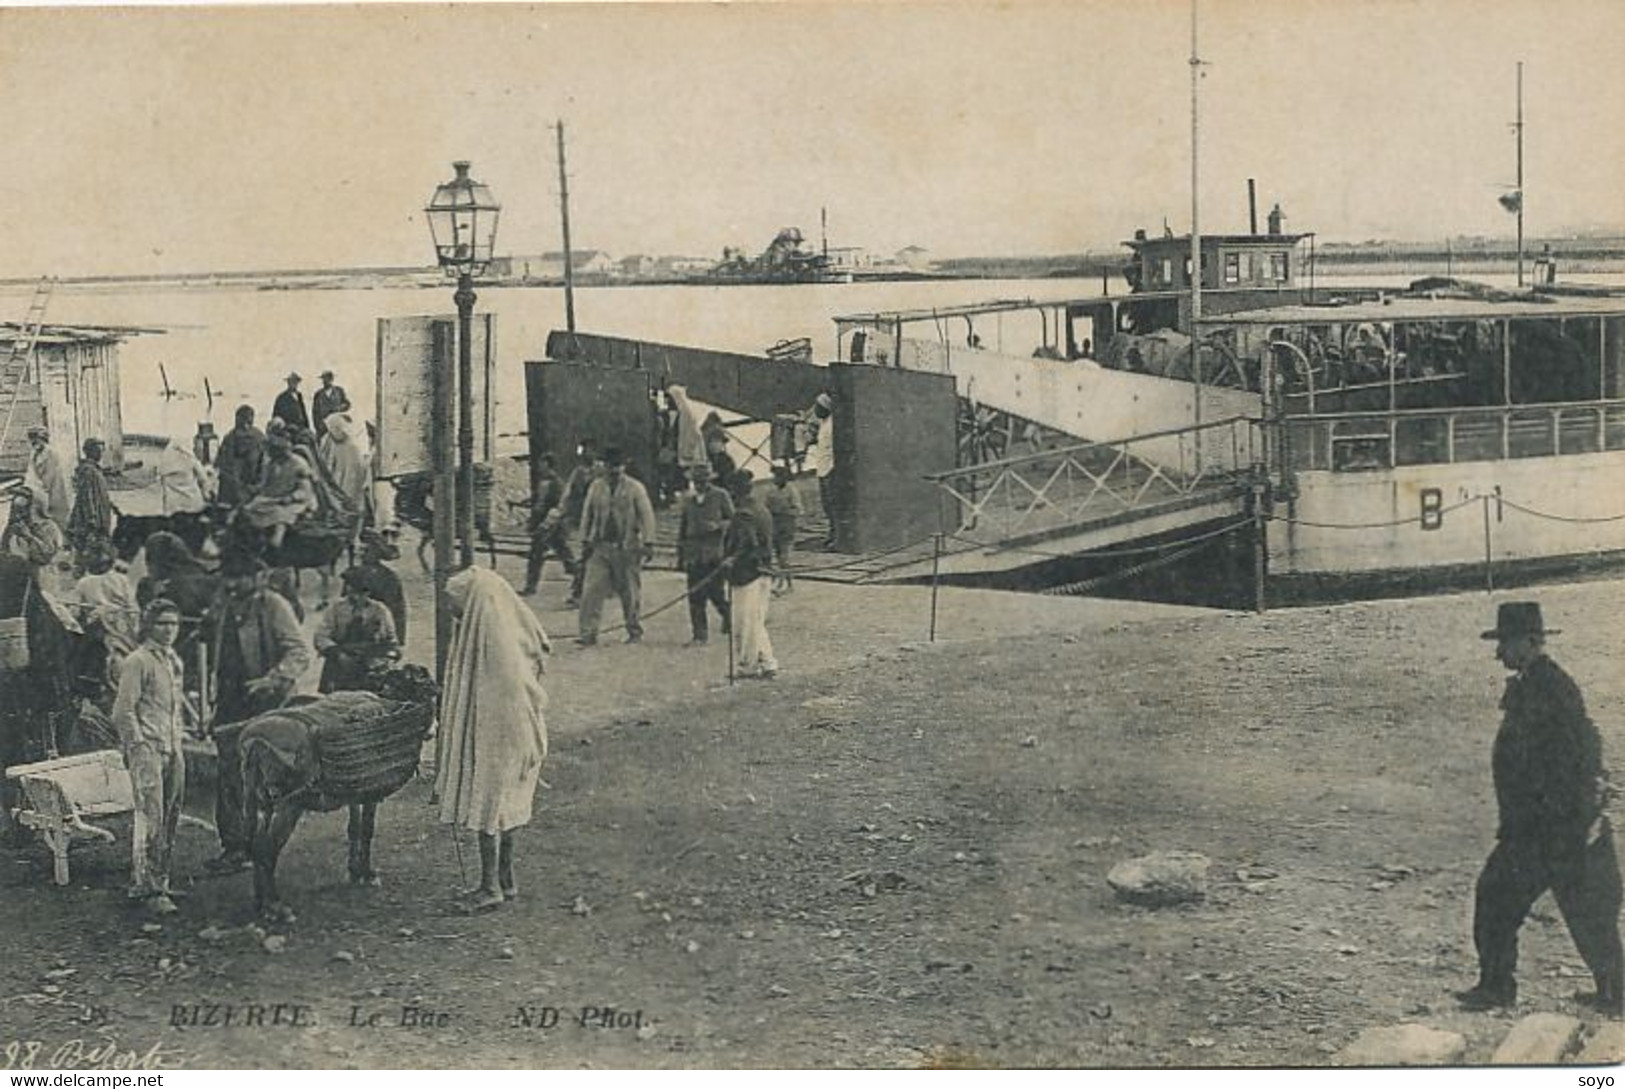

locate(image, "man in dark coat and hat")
(1456, 602), (1623, 1015)
(271, 372), (311, 435)
(201, 550), (312, 874)
(311, 369), (349, 441)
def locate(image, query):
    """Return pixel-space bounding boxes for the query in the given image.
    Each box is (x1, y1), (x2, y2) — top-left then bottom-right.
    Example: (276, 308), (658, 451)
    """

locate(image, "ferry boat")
(1218, 285), (1625, 599)
(833, 226), (1625, 601)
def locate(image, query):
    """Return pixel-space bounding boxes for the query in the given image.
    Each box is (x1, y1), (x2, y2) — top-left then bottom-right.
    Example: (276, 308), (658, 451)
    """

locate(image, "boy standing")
(112, 599), (188, 915)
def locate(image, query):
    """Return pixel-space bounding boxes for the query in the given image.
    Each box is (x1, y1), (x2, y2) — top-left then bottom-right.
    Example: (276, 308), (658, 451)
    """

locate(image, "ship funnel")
(1248, 179), (1258, 235)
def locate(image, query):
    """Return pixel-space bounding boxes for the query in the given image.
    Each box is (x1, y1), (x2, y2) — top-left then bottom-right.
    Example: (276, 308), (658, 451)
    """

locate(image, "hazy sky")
(1, 0), (1622, 277)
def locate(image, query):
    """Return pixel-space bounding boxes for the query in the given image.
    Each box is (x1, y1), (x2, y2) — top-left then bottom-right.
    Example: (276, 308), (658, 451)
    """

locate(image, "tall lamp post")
(424, 160), (500, 675)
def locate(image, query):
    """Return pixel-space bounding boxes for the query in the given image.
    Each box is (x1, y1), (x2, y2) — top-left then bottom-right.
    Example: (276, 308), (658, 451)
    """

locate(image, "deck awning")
(835, 288), (1239, 328)
(1211, 295), (1625, 325)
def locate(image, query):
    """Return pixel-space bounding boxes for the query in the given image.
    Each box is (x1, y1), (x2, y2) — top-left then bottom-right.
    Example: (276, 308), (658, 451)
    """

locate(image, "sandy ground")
(2, 554), (1622, 1070)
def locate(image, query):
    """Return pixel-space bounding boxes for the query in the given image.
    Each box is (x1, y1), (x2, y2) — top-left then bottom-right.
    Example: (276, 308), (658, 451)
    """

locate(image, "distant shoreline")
(3, 242), (1622, 295)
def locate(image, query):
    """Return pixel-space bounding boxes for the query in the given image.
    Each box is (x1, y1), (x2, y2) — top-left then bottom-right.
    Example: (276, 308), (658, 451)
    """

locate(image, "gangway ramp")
(858, 328), (1261, 472)
(826, 415), (1262, 584)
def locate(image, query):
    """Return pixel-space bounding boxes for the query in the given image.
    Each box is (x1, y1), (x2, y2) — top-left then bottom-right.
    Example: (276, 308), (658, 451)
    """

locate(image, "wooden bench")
(6, 750), (134, 886)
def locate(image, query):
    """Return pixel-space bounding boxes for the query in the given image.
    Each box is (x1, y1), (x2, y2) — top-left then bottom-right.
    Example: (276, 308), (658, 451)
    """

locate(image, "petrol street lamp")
(424, 160), (500, 677)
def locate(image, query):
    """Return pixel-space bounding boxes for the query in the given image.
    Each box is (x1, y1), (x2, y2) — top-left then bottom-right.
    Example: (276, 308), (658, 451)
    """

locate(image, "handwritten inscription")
(1, 1036), (189, 1071)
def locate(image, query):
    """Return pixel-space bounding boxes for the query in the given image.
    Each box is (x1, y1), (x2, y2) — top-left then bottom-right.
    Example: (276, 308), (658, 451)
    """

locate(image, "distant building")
(825, 245), (874, 273)
(0, 323), (138, 476)
(896, 246), (933, 271)
(617, 254), (657, 279)
(501, 251), (617, 280)
(655, 255), (715, 276)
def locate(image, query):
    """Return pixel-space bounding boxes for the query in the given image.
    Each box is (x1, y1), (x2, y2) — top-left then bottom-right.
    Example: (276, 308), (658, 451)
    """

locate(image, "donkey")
(238, 666), (437, 921)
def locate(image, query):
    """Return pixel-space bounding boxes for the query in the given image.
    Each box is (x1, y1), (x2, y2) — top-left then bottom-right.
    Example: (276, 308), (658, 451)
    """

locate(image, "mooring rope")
(1498, 498), (1625, 525)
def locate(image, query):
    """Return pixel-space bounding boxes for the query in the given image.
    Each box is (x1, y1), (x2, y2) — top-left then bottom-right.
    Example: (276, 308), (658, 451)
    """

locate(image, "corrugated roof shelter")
(0, 322), (158, 478)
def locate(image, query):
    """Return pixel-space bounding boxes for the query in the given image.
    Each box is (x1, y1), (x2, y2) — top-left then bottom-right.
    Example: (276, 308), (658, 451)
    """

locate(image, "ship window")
(1452, 410), (1506, 461)
(1158, 258), (1173, 285)
(1283, 420), (1326, 470)
(1331, 435), (1390, 471)
(1330, 419), (1391, 471)
(1223, 253), (1241, 285)
(1508, 409), (1558, 458)
(1557, 406), (1602, 455)
(1269, 254), (1289, 282)
(1394, 416), (1449, 466)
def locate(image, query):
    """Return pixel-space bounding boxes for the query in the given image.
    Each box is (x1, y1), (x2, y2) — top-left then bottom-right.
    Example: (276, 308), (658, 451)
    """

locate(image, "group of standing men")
(2, 363), (413, 915)
(521, 431), (807, 680)
(109, 521), (406, 916)
(6, 426), (119, 590)
(212, 369), (372, 555)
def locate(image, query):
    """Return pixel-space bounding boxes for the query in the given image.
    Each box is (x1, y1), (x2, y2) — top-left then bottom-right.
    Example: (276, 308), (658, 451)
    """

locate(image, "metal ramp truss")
(930, 415), (1260, 551)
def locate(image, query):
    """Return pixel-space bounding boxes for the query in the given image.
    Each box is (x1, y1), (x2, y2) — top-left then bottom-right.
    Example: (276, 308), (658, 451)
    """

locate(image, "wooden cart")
(5, 750), (133, 886)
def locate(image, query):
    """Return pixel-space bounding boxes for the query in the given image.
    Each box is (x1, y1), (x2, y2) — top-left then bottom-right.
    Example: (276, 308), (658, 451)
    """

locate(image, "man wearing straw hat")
(1456, 601), (1622, 1015)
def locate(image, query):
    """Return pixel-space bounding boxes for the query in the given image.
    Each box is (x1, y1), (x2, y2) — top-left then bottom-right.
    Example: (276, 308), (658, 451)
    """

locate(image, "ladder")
(0, 277), (55, 462)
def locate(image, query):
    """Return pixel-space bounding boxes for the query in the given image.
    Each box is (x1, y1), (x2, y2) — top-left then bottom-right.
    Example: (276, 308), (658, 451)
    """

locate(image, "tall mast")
(1189, 0), (1203, 444)
(556, 120), (577, 335)
(1514, 62), (1524, 288)
(1189, 0), (1202, 328)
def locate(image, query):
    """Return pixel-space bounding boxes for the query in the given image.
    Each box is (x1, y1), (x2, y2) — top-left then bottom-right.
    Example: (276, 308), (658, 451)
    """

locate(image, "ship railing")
(1282, 398), (1625, 473)
(927, 415), (1262, 544)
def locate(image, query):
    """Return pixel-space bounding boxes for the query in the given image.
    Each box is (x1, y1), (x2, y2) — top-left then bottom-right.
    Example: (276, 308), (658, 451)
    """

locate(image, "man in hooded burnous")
(436, 567), (551, 912)
(67, 437), (116, 562)
(24, 425), (71, 532)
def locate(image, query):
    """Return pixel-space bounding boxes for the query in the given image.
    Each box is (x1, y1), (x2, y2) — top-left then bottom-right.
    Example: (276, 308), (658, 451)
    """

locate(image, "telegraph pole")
(1189, 0), (1202, 332)
(556, 120), (578, 336)
(1189, 0), (1204, 467)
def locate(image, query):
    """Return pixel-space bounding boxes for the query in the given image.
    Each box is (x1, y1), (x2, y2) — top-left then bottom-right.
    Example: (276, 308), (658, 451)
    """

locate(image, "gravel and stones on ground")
(2, 555), (1621, 1070)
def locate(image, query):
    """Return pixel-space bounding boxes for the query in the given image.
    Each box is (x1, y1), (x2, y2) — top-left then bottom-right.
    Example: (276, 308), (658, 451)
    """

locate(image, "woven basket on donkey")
(302, 694), (435, 810)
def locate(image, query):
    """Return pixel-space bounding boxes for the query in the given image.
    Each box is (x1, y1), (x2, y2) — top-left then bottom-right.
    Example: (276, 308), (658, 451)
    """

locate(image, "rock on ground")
(1334, 1024), (1467, 1066)
(1575, 1021), (1625, 1064)
(1490, 1013), (1583, 1065)
(1106, 851), (1210, 906)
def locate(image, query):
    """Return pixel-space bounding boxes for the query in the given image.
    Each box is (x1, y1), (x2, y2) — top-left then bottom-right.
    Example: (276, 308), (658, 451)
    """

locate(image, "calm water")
(10, 270), (1622, 452)
(20, 278), (1096, 452)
